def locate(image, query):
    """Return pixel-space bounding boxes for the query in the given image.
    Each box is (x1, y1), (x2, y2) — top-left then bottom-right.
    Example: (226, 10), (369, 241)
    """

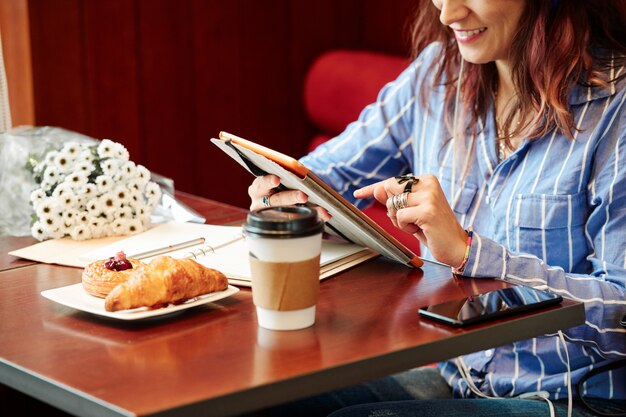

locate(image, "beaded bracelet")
(451, 229), (473, 275)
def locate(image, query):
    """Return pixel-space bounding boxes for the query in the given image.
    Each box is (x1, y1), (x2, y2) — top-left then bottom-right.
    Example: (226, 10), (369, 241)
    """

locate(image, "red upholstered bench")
(303, 49), (420, 255)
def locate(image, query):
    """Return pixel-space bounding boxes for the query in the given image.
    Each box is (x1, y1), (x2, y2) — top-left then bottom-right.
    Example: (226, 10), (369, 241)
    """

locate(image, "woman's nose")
(438, 0), (469, 26)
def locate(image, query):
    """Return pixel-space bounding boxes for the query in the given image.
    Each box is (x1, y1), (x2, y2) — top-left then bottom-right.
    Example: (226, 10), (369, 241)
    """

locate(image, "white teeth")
(455, 28), (486, 38)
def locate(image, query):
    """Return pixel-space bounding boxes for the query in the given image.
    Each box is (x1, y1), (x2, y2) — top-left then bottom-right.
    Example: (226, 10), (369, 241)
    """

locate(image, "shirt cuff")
(458, 232), (507, 279)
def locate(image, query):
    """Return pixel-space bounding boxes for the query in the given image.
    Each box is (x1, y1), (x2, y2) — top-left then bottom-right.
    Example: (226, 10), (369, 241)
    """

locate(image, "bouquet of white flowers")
(28, 139), (162, 241)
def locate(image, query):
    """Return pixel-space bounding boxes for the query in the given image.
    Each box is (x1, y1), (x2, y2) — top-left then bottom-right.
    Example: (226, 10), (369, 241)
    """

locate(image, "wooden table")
(0, 194), (585, 417)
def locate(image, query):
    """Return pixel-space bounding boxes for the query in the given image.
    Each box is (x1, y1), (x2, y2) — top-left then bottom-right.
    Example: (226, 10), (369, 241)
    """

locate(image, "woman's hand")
(248, 175), (331, 221)
(354, 174), (468, 268)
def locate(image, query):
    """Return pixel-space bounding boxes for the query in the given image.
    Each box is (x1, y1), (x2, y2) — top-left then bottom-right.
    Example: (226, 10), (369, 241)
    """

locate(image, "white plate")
(41, 283), (239, 321)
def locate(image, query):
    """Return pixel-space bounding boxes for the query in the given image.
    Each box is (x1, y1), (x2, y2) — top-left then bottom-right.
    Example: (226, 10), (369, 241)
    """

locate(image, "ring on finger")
(395, 174), (418, 193)
(403, 178), (418, 193)
(391, 192), (410, 211)
(262, 194), (272, 208)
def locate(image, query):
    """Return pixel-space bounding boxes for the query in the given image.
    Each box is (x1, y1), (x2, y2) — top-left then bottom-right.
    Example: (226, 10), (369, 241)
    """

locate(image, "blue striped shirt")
(300, 43), (626, 400)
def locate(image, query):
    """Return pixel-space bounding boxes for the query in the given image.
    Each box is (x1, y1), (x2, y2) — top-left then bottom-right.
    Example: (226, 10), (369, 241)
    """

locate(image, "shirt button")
(485, 349), (493, 358)
(485, 196), (491, 204)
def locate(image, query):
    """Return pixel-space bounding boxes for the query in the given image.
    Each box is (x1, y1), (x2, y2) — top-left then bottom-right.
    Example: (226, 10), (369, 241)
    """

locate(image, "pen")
(127, 237), (206, 259)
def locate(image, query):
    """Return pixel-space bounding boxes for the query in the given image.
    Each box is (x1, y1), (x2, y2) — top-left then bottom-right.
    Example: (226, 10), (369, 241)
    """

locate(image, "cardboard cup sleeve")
(249, 255), (321, 311)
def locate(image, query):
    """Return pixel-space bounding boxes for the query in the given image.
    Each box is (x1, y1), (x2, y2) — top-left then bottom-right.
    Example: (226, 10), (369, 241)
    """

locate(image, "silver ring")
(262, 194), (272, 208)
(391, 192), (410, 211)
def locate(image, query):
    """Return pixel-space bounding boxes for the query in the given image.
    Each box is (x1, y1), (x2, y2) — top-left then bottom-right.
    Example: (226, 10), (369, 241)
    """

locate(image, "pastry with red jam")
(82, 251), (145, 298)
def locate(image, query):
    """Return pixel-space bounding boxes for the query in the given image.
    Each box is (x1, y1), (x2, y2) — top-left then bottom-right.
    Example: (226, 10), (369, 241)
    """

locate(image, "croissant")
(104, 256), (228, 312)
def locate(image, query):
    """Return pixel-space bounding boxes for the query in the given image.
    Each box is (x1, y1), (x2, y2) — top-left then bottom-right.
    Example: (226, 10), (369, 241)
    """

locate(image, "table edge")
(0, 301), (584, 417)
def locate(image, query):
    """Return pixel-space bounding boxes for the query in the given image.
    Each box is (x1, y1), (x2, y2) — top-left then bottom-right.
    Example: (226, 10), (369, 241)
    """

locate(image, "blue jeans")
(250, 367), (621, 417)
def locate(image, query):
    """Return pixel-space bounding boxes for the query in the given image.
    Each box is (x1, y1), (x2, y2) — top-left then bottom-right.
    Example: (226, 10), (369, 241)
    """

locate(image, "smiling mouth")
(454, 27), (487, 40)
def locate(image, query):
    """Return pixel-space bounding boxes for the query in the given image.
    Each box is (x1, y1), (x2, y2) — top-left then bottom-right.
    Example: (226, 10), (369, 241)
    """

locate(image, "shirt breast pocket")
(511, 192), (588, 270)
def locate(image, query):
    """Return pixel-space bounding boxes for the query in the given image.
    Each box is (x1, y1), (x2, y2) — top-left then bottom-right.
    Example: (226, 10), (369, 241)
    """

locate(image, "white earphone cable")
(454, 332), (573, 417)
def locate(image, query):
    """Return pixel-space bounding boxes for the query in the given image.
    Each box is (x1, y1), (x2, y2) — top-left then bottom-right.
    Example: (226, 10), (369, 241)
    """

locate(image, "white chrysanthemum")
(53, 150), (75, 173)
(76, 211), (90, 224)
(99, 192), (122, 214)
(95, 175), (114, 194)
(61, 142), (81, 158)
(135, 205), (152, 226)
(101, 158), (120, 177)
(44, 150), (58, 166)
(126, 178), (144, 194)
(85, 198), (104, 215)
(57, 193), (78, 210)
(36, 197), (58, 219)
(52, 183), (74, 198)
(62, 208), (79, 225)
(43, 166), (61, 184)
(72, 161), (94, 176)
(97, 139), (117, 158)
(59, 221), (74, 236)
(145, 182), (162, 205)
(31, 221), (48, 241)
(30, 189), (47, 206)
(39, 179), (56, 193)
(112, 142), (130, 161)
(40, 214), (62, 234)
(46, 227), (65, 240)
(70, 224), (91, 241)
(135, 165), (151, 184)
(79, 148), (95, 164)
(126, 218), (143, 235)
(126, 190), (143, 209)
(51, 205), (65, 224)
(88, 217), (108, 238)
(64, 170), (89, 189)
(117, 161), (136, 180)
(115, 206), (133, 220)
(78, 183), (98, 202)
(110, 218), (130, 235)
(111, 185), (131, 205)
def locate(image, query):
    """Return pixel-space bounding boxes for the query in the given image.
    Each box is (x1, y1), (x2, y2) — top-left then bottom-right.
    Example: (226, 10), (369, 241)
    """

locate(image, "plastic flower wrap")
(28, 139), (162, 241)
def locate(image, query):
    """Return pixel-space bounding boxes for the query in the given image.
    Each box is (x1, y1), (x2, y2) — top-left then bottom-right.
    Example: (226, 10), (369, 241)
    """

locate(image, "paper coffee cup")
(243, 206), (324, 330)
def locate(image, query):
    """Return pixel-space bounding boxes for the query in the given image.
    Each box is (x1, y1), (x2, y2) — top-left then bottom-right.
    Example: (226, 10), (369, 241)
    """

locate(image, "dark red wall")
(28, 0), (416, 208)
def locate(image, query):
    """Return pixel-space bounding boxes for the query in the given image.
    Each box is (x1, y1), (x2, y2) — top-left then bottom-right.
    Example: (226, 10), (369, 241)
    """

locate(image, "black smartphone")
(418, 286), (563, 327)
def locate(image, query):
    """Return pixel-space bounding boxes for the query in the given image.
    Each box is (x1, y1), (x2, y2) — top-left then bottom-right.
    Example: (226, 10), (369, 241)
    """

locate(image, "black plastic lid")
(243, 206), (323, 238)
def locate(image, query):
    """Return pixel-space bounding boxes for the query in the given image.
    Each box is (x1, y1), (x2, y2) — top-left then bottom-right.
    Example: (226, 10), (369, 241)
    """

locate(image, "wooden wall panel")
(82, 0), (142, 161)
(137, 0), (196, 190)
(28, 0), (416, 208)
(29, 0), (88, 133)
(191, 0), (243, 203)
(361, 0), (416, 56)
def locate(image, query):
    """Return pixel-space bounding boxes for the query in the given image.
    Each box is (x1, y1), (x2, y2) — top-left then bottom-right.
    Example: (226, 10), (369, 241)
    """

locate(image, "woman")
(249, 1), (626, 416)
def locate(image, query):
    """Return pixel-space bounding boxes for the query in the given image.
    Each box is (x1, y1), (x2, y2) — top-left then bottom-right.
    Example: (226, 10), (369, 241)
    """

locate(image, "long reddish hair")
(408, 0), (626, 141)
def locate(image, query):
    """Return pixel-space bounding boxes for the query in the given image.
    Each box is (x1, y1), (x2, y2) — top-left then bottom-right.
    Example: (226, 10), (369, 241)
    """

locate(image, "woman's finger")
(353, 181), (382, 199)
(313, 206), (332, 222)
(248, 175), (281, 210)
(265, 190), (308, 207)
(394, 190), (467, 267)
(248, 175), (280, 199)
